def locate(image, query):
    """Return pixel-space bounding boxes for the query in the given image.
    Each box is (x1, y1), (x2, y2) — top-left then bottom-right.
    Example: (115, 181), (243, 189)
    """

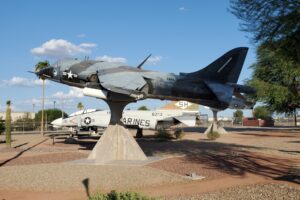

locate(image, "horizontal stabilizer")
(173, 115), (196, 127)
(204, 80), (234, 106)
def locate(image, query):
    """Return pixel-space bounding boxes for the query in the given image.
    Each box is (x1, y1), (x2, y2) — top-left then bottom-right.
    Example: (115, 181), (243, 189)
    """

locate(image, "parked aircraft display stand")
(204, 110), (228, 134)
(88, 101), (147, 164)
(32, 47), (255, 164)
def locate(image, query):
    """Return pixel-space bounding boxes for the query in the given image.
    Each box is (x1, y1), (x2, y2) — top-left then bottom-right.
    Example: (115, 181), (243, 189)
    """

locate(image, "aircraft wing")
(172, 115), (196, 127)
(98, 72), (147, 94)
(157, 114), (196, 128)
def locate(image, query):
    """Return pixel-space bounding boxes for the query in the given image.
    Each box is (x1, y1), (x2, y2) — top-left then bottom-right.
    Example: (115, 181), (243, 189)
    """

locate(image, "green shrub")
(0, 121), (5, 135)
(174, 129), (185, 139)
(155, 128), (172, 140)
(89, 190), (157, 200)
(207, 131), (220, 140)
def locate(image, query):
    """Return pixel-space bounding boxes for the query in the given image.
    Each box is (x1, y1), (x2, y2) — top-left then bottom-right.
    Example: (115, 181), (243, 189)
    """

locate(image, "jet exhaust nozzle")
(229, 83), (256, 94)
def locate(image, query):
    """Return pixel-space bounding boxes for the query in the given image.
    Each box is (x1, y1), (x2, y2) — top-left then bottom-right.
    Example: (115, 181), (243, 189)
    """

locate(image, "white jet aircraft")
(51, 101), (199, 137)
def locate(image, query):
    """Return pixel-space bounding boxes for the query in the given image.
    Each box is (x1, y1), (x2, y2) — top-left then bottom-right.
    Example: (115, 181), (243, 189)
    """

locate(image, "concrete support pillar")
(88, 101), (147, 164)
(204, 109), (228, 134)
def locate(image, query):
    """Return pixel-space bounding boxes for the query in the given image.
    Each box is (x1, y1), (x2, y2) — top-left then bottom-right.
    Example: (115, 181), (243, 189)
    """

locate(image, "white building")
(0, 112), (35, 122)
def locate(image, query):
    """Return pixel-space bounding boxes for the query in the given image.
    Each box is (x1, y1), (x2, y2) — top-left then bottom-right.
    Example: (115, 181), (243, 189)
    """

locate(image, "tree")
(5, 100), (11, 147)
(35, 109), (68, 124)
(230, 0), (300, 52)
(137, 106), (149, 111)
(233, 109), (243, 124)
(253, 106), (273, 120)
(248, 45), (300, 109)
(77, 102), (84, 110)
(230, 0), (300, 126)
(0, 117), (4, 134)
(35, 60), (49, 135)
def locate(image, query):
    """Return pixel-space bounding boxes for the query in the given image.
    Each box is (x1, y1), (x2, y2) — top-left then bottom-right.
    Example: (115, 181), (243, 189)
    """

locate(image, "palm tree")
(35, 61), (49, 135)
(77, 102), (84, 110)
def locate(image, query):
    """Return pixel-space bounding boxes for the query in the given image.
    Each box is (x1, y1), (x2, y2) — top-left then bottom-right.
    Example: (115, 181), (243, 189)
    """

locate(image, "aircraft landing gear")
(136, 128), (143, 138)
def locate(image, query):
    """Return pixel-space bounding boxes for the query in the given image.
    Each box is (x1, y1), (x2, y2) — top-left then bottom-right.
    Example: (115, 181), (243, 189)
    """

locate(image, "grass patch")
(155, 128), (172, 140)
(207, 131), (220, 140)
(89, 190), (157, 200)
(174, 129), (185, 140)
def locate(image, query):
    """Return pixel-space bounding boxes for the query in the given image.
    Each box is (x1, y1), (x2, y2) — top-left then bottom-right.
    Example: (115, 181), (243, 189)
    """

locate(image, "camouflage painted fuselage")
(37, 47), (255, 110)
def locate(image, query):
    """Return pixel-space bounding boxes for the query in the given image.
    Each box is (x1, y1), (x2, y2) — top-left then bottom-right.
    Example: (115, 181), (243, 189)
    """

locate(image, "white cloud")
(179, 7), (188, 11)
(146, 56), (162, 65)
(31, 39), (97, 59)
(52, 87), (83, 99)
(1, 76), (48, 87)
(77, 34), (86, 38)
(95, 55), (127, 63)
(79, 43), (97, 48)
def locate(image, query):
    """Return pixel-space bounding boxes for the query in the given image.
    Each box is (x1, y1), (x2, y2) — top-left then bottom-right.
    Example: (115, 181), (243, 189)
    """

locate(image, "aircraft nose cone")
(51, 118), (63, 127)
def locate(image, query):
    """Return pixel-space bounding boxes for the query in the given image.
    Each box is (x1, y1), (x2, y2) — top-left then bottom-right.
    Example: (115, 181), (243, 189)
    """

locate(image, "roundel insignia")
(84, 117), (92, 125)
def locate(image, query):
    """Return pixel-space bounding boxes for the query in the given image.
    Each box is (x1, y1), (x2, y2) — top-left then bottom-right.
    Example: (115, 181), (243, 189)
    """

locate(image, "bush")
(253, 106), (272, 120)
(207, 131), (220, 140)
(89, 190), (157, 200)
(174, 129), (185, 139)
(0, 121), (4, 135)
(155, 128), (172, 140)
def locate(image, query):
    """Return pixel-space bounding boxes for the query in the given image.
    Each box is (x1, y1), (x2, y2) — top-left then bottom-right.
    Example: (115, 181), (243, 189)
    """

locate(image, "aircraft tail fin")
(182, 47), (248, 83)
(158, 101), (199, 112)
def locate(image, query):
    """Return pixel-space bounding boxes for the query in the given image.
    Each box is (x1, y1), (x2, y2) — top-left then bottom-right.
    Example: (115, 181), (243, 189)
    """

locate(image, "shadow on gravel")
(140, 139), (300, 184)
(278, 149), (300, 154)
(288, 141), (300, 143)
(77, 141), (98, 150)
(0, 139), (48, 167)
(14, 142), (28, 149)
(182, 126), (300, 133)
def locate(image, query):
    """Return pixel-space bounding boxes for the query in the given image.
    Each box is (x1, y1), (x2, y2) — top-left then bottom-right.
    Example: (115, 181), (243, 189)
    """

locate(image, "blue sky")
(0, 0), (255, 117)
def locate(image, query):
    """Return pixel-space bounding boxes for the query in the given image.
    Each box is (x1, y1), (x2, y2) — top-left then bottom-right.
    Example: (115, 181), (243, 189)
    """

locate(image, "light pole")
(54, 101), (56, 109)
(33, 103), (35, 129)
(61, 100), (64, 119)
(41, 79), (45, 136)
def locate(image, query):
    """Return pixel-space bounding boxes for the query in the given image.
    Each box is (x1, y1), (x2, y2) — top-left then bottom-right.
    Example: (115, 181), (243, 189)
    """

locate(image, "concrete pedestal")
(88, 124), (147, 164)
(204, 121), (228, 134)
(204, 109), (228, 134)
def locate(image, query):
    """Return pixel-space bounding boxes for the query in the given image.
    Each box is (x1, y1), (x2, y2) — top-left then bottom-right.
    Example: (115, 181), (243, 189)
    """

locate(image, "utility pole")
(41, 79), (45, 136)
(61, 100), (64, 119)
(33, 103), (35, 129)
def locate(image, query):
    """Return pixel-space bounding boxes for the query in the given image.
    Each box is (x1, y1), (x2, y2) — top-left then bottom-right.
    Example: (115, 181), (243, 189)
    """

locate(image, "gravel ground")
(0, 129), (299, 199)
(169, 183), (300, 200)
(148, 156), (227, 180)
(0, 152), (87, 166)
(0, 164), (187, 192)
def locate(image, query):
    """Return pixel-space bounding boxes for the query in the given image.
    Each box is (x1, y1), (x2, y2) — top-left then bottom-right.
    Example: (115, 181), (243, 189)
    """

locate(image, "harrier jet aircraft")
(51, 101), (199, 137)
(35, 47), (255, 124)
